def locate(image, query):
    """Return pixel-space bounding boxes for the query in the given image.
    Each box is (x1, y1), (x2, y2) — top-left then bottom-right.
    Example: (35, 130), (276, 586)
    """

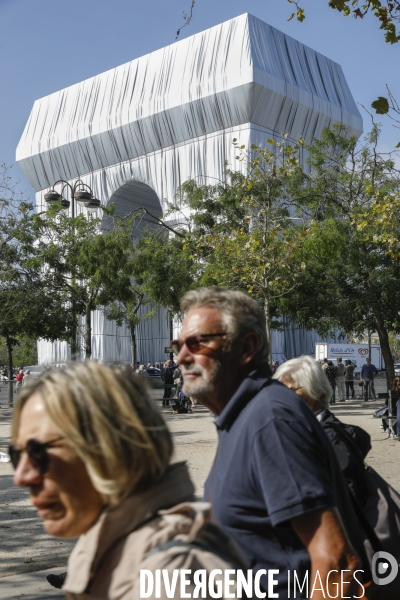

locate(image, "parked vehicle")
(146, 368), (162, 378)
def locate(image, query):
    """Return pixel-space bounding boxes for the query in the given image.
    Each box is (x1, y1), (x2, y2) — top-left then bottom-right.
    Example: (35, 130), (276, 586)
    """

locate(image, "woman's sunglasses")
(171, 333), (227, 355)
(8, 437), (64, 474)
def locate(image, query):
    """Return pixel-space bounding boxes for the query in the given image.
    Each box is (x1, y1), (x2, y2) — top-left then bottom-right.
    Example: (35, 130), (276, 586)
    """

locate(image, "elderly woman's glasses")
(171, 333), (227, 355)
(8, 437), (64, 474)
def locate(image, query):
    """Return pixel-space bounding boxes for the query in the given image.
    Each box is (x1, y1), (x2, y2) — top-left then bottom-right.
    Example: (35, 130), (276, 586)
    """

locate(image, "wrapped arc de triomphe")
(16, 13), (363, 365)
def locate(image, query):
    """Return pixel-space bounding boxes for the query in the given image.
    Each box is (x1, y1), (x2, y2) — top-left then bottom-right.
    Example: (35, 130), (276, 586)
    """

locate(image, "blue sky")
(1, 0), (399, 200)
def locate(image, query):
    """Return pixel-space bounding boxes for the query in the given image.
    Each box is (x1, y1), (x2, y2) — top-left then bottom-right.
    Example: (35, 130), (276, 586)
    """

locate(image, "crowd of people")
(8, 286), (399, 599)
(0, 366), (31, 388)
(136, 359), (196, 413)
(321, 356), (379, 403)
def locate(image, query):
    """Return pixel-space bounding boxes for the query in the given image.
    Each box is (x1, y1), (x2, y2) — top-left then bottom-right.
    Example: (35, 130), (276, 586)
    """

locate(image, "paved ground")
(1, 376), (399, 598)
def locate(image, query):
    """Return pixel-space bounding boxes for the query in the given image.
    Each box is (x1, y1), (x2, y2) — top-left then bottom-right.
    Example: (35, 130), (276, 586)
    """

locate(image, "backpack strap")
(323, 420), (383, 557)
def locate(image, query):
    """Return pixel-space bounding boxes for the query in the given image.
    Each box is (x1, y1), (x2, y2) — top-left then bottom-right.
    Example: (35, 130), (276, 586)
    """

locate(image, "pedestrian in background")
(344, 360), (355, 400)
(324, 360), (337, 404)
(173, 363), (182, 395)
(15, 368), (24, 393)
(391, 377), (400, 438)
(161, 359), (174, 406)
(361, 358), (378, 401)
(137, 364), (148, 378)
(335, 357), (346, 402)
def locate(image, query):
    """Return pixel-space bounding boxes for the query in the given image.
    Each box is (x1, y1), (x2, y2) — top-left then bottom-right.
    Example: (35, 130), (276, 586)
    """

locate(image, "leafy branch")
(176, 0), (195, 39)
(287, 0), (400, 43)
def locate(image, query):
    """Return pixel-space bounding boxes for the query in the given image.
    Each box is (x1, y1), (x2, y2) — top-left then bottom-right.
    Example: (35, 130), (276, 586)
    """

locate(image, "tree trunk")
(263, 294), (272, 367)
(85, 304), (92, 361)
(368, 329), (372, 363)
(6, 335), (14, 407)
(129, 322), (136, 368)
(169, 317), (174, 363)
(70, 312), (78, 361)
(374, 310), (394, 390)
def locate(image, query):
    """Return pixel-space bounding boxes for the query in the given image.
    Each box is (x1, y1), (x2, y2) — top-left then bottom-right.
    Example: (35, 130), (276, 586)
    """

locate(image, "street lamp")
(44, 179), (101, 217)
(43, 179), (101, 361)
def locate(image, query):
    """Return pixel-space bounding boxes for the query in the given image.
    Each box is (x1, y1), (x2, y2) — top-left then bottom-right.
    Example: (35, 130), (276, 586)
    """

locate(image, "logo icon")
(358, 348), (369, 356)
(372, 551), (398, 585)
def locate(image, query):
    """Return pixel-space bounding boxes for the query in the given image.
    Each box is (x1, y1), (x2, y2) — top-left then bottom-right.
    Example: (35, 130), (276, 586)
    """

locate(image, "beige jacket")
(63, 463), (249, 600)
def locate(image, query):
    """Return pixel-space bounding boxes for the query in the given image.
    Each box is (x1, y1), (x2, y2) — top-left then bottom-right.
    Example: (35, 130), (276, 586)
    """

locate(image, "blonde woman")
(10, 363), (247, 600)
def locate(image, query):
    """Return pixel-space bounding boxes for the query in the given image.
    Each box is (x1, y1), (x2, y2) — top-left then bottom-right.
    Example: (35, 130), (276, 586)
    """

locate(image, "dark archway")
(103, 180), (163, 237)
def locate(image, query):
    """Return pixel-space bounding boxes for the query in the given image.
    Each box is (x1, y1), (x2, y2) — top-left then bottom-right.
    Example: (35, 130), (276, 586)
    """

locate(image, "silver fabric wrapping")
(18, 14), (360, 364)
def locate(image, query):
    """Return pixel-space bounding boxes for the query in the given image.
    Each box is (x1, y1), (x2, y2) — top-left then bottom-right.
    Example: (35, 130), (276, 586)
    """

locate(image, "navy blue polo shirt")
(204, 365), (368, 598)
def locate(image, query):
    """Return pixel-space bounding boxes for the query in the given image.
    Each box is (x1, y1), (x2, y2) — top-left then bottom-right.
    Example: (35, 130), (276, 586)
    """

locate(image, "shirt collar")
(64, 462), (195, 595)
(215, 363), (272, 431)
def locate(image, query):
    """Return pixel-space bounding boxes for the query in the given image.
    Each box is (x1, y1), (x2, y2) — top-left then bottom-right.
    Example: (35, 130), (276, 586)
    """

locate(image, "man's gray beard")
(181, 360), (222, 399)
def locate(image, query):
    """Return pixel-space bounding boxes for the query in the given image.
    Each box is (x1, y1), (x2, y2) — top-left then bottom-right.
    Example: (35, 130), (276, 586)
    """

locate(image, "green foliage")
(0, 336), (38, 367)
(136, 138), (310, 361)
(370, 86), (400, 146)
(371, 96), (390, 115)
(133, 229), (196, 316)
(0, 165), (65, 350)
(31, 204), (135, 358)
(100, 218), (165, 366)
(287, 0), (400, 43)
(282, 124), (400, 384)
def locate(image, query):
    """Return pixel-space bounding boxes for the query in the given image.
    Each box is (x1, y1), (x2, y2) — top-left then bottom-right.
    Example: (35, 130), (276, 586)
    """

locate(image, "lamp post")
(43, 179), (101, 360)
(44, 179), (101, 216)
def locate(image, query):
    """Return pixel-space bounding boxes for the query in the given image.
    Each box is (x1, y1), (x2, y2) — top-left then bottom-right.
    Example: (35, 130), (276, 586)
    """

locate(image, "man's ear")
(239, 332), (259, 366)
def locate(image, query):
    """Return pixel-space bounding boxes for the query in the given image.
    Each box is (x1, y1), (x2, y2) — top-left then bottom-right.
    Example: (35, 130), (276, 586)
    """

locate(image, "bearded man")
(172, 287), (370, 600)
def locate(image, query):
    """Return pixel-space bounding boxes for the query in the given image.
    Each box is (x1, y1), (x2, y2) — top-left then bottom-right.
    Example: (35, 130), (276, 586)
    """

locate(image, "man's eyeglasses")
(8, 437), (64, 474)
(171, 333), (227, 355)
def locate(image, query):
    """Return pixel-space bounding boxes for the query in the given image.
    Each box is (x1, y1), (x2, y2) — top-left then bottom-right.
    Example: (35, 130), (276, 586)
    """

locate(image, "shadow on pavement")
(1, 567), (66, 599)
(0, 473), (74, 578)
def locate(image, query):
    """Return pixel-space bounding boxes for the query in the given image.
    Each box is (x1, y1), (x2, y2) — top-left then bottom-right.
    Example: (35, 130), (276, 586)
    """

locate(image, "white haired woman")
(273, 356), (371, 507)
(10, 362), (247, 599)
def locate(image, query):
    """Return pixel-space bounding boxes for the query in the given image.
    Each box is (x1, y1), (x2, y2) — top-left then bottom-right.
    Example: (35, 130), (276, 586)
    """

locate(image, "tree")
(287, 0), (400, 44)
(0, 335), (38, 368)
(134, 229), (196, 318)
(102, 218), (159, 367)
(0, 163), (35, 302)
(103, 295), (156, 368)
(32, 204), (133, 360)
(0, 165), (74, 402)
(0, 166), (32, 396)
(282, 124), (400, 386)
(134, 139), (309, 364)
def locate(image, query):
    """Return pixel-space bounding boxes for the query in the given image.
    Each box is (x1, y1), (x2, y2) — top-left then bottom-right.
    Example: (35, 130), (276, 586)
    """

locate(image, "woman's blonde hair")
(12, 362), (172, 507)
